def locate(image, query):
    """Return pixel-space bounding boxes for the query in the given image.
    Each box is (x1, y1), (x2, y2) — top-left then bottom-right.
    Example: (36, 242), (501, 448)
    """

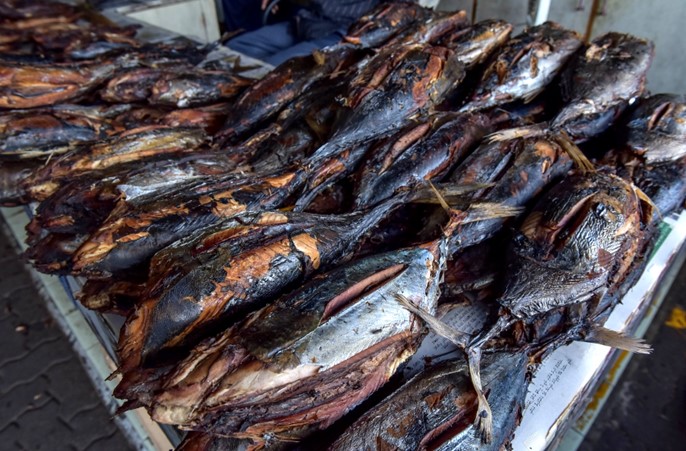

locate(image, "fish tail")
(631, 182), (662, 221)
(585, 326), (653, 354)
(554, 132), (596, 173)
(486, 123), (547, 142)
(468, 347), (493, 444)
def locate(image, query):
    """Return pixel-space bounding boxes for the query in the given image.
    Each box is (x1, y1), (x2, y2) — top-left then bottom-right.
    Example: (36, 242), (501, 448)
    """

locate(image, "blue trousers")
(221, 0), (263, 32)
(227, 21), (342, 66)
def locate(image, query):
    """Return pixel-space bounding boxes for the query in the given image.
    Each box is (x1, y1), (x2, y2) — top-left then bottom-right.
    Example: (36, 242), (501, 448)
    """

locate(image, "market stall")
(1, 1), (685, 450)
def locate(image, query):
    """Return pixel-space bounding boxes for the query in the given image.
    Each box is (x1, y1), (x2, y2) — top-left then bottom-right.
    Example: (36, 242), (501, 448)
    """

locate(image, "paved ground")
(0, 231), (132, 451)
(584, 256), (686, 450)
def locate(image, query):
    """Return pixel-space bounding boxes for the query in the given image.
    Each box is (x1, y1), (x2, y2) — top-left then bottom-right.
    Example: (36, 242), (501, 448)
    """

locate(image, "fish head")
(344, 1), (432, 48)
(624, 94), (686, 163)
(501, 172), (642, 318)
(554, 33), (654, 141)
(443, 19), (513, 68)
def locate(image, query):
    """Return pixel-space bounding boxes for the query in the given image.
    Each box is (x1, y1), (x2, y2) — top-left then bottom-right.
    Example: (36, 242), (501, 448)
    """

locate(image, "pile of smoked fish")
(1, 1), (685, 449)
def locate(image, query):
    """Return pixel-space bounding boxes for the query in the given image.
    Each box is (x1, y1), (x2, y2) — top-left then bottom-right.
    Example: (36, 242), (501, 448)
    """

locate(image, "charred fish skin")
(217, 45), (361, 144)
(322, 45), (465, 156)
(0, 110), (113, 158)
(499, 172), (643, 319)
(552, 32), (655, 142)
(461, 22), (582, 112)
(100, 67), (166, 103)
(329, 353), (528, 451)
(295, 45), (466, 210)
(0, 158), (42, 205)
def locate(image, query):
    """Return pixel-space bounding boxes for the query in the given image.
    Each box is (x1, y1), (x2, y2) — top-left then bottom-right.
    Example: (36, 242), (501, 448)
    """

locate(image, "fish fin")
(106, 368), (121, 381)
(554, 132), (596, 173)
(409, 182), (494, 206)
(585, 326), (653, 354)
(487, 123), (547, 142)
(520, 210), (543, 239)
(463, 202), (524, 223)
(631, 183), (661, 222)
(115, 399), (142, 415)
(521, 85), (545, 104)
(312, 50), (326, 65)
(394, 294), (468, 348)
(428, 181), (451, 214)
(468, 347), (493, 444)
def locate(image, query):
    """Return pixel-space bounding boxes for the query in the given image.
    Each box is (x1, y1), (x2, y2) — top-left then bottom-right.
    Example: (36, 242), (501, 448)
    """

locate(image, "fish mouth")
(320, 263), (407, 323)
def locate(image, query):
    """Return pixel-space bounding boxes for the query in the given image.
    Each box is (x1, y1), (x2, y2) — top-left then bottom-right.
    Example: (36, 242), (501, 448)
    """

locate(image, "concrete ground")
(583, 254), (686, 451)
(0, 231), (131, 451)
(0, 220), (684, 451)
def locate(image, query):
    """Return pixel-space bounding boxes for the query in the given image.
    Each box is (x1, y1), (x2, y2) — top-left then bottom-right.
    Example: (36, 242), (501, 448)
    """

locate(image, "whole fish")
(0, 59), (118, 108)
(141, 243), (447, 437)
(460, 22), (581, 112)
(28, 150), (237, 238)
(0, 109), (114, 158)
(69, 169), (303, 278)
(344, 10), (469, 110)
(296, 44), (465, 210)
(217, 45), (361, 144)
(149, 71), (253, 108)
(598, 94), (686, 216)
(444, 131), (588, 251)
(22, 125), (207, 201)
(329, 353), (528, 451)
(355, 109), (514, 209)
(399, 171), (652, 443)
(552, 32), (655, 142)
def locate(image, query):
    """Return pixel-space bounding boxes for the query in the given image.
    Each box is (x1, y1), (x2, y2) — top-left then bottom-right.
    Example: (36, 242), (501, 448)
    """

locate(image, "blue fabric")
(221, 0), (263, 32)
(264, 31), (342, 66)
(227, 21), (343, 66)
(228, 21), (297, 62)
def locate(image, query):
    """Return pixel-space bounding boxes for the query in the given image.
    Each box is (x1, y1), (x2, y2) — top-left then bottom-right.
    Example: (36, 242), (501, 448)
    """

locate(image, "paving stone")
(0, 229), (132, 451)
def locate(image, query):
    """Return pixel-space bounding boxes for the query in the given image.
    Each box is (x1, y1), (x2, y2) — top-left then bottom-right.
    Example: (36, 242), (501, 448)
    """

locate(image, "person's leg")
(264, 31), (343, 66)
(227, 22), (297, 62)
(221, 0), (263, 32)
